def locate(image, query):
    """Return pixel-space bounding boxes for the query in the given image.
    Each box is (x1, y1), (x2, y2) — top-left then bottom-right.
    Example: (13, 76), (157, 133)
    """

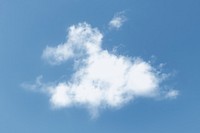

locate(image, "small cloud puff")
(25, 22), (178, 117)
(109, 11), (127, 29)
(165, 90), (179, 99)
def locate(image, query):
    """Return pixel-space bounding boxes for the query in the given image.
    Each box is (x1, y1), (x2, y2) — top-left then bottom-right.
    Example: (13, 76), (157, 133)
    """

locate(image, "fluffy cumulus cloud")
(109, 11), (127, 29)
(25, 22), (178, 117)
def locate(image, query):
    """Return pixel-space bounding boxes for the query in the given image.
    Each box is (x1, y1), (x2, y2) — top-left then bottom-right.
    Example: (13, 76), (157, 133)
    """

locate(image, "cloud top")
(42, 23), (103, 65)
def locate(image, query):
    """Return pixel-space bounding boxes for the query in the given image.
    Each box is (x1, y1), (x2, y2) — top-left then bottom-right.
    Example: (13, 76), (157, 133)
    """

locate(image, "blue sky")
(0, 0), (200, 132)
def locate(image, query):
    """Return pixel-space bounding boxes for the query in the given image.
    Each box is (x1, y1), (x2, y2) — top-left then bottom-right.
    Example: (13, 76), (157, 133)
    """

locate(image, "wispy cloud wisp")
(109, 12), (127, 29)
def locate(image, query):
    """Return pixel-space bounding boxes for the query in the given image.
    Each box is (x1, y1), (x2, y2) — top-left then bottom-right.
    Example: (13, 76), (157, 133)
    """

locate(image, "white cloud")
(109, 12), (127, 29)
(25, 22), (178, 117)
